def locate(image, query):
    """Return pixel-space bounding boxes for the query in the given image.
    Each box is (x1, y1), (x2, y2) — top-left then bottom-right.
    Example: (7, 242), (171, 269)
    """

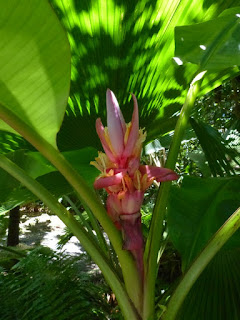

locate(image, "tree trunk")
(7, 206), (20, 246)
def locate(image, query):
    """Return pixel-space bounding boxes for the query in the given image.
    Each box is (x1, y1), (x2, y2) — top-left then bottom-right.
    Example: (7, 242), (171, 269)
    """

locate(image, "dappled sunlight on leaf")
(52, 0), (239, 150)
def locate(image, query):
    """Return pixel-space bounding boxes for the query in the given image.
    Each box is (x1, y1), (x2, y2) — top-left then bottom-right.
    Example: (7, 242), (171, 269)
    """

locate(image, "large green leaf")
(177, 248), (240, 320)
(0, 0), (71, 148)
(0, 0), (238, 153)
(175, 7), (240, 71)
(50, 0), (239, 151)
(168, 176), (240, 319)
(0, 172), (71, 214)
(168, 176), (240, 270)
(0, 148), (98, 214)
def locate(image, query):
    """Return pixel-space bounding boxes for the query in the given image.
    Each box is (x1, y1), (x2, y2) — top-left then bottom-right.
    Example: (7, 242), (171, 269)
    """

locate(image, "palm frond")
(0, 247), (121, 320)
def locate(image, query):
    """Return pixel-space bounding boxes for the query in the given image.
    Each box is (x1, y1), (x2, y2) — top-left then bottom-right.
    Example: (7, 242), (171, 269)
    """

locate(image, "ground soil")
(18, 210), (83, 255)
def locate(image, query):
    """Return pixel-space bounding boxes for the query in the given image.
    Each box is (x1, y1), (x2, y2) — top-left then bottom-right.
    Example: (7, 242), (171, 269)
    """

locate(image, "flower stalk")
(91, 89), (178, 282)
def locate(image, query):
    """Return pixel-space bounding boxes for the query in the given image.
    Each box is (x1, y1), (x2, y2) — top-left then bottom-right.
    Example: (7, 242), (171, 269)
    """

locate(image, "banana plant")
(0, 1), (239, 319)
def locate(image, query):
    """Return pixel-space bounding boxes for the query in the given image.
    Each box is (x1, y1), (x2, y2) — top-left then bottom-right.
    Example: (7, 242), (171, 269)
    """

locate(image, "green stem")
(64, 195), (113, 270)
(81, 199), (110, 257)
(0, 103), (142, 312)
(0, 154), (140, 320)
(143, 71), (206, 320)
(163, 206), (240, 320)
(108, 240), (123, 277)
(64, 195), (97, 238)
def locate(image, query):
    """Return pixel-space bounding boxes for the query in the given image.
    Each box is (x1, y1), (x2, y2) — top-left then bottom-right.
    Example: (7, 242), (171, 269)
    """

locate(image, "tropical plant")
(0, 1), (239, 319)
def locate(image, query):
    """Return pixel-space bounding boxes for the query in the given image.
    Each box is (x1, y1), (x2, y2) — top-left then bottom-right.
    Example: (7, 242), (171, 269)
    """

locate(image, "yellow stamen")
(90, 160), (102, 172)
(133, 170), (142, 190)
(104, 127), (117, 156)
(141, 173), (154, 190)
(124, 174), (134, 192)
(118, 190), (126, 200)
(132, 128), (147, 157)
(108, 169), (114, 176)
(124, 122), (132, 146)
(90, 151), (115, 173)
(141, 173), (147, 190)
(122, 174), (127, 192)
(108, 185), (123, 193)
(99, 152), (107, 168)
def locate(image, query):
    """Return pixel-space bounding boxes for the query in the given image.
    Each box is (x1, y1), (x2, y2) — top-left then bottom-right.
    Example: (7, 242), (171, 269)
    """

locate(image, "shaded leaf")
(0, 131), (33, 155)
(190, 118), (239, 176)
(177, 248), (240, 320)
(0, 148), (98, 213)
(168, 176), (240, 270)
(168, 176), (240, 319)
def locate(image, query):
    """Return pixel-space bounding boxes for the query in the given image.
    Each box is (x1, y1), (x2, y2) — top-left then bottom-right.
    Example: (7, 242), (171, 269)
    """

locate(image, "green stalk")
(64, 195), (97, 238)
(0, 154), (140, 320)
(81, 198), (110, 257)
(64, 195), (112, 268)
(163, 206), (240, 320)
(0, 103), (142, 312)
(143, 71), (206, 320)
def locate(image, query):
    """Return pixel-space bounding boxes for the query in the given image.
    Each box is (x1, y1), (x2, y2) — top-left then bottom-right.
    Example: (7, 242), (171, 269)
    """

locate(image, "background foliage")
(0, 247), (121, 320)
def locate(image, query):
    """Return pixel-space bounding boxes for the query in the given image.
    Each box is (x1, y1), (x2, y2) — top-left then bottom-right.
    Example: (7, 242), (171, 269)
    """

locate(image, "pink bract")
(91, 89), (178, 267)
(95, 89), (141, 169)
(139, 165), (179, 182)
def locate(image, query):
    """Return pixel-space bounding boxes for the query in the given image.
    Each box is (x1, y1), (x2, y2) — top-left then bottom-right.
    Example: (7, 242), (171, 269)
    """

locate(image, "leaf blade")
(0, 0), (71, 147)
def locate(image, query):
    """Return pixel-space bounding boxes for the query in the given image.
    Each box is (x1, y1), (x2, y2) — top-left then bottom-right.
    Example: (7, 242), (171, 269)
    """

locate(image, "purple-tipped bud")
(106, 89), (126, 157)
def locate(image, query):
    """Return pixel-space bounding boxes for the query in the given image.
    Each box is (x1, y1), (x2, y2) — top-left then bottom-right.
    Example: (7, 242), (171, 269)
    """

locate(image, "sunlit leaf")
(50, 0), (240, 151)
(0, 0), (71, 148)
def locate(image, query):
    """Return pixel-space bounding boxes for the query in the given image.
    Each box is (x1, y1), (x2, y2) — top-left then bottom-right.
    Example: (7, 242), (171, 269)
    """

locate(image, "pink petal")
(94, 172), (123, 189)
(107, 194), (122, 215)
(107, 89), (126, 133)
(106, 89), (125, 157)
(122, 94), (139, 159)
(96, 118), (116, 163)
(121, 191), (144, 214)
(106, 194), (122, 229)
(139, 165), (178, 182)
